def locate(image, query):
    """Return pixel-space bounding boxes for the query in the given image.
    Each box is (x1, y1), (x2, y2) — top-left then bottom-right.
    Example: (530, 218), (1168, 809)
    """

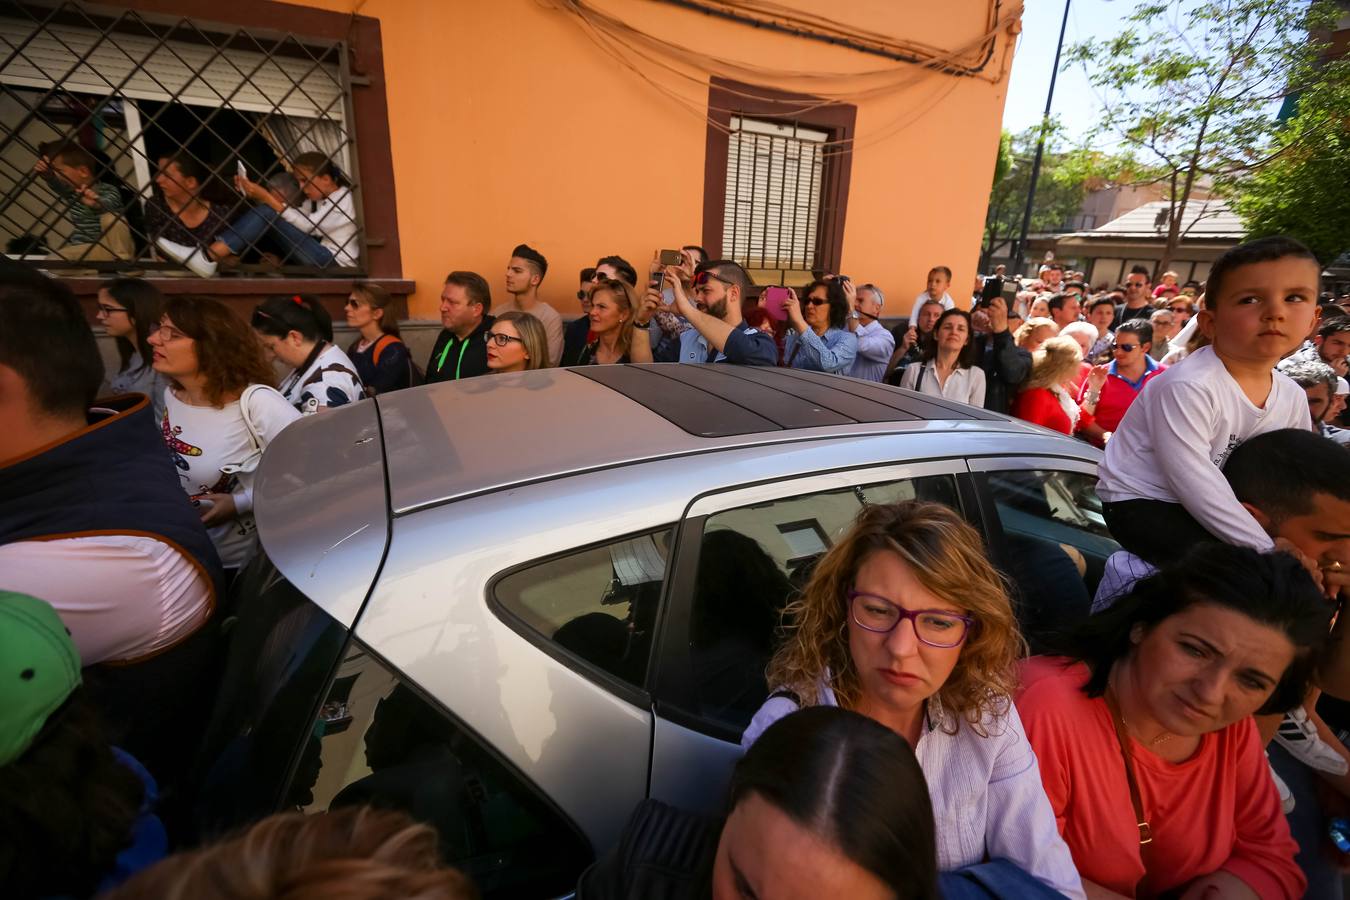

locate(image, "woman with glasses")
(781, 278), (858, 375)
(149, 296), (300, 575)
(569, 278), (637, 366)
(345, 282), (413, 395)
(899, 308), (987, 407)
(485, 310), (549, 373)
(1017, 544), (1319, 899)
(95, 277), (169, 420)
(251, 294), (364, 414)
(744, 501), (1083, 897)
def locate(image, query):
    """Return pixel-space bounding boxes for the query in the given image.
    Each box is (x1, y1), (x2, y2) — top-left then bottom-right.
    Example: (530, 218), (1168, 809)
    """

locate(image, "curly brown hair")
(102, 806), (479, 900)
(764, 501), (1025, 733)
(163, 295), (275, 406)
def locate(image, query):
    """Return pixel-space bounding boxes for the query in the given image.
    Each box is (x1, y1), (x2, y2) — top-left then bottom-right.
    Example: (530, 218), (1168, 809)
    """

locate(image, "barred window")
(723, 116), (827, 274)
(0, 1), (363, 276)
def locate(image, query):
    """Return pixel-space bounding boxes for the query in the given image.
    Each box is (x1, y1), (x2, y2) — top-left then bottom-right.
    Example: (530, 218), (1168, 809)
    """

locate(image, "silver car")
(192, 364), (1118, 897)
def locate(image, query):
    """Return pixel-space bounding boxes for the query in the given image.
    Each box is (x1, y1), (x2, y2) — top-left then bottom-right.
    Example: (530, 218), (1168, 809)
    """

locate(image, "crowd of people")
(2, 233), (1350, 899)
(23, 144), (359, 276)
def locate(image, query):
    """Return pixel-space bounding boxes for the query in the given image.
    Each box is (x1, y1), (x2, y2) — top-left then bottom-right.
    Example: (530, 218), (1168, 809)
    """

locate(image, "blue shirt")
(784, 326), (858, 374)
(1107, 355), (1160, 390)
(653, 320), (778, 366)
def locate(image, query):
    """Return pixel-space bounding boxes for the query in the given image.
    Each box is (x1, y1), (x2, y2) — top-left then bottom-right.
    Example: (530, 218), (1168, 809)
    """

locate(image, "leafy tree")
(1233, 77), (1350, 263)
(1066, 0), (1346, 273)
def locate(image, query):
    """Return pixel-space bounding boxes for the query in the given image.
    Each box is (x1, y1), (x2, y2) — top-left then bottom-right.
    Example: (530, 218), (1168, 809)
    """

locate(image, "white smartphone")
(235, 160), (247, 192)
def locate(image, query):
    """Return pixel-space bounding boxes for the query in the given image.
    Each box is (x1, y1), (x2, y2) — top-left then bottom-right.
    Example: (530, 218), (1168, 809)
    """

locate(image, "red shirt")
(1077, 360), (1166, 444)
(1016, 658), (1303, 899)
(1013, 387), (1074, 434)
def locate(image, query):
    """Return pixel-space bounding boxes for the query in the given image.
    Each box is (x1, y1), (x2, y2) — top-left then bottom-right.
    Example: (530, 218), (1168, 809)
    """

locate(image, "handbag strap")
(1103, 687), (1157, 896)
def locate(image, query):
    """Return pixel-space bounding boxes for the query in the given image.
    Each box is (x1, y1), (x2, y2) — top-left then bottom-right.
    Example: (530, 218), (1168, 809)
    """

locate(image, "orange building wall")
(298, 0), (1020, 317)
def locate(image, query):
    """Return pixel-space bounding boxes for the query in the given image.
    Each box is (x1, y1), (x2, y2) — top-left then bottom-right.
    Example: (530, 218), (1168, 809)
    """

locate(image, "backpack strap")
(301, 362), (361, 389)
(371, 334), (401, 366)
(768, 689), (801, 706)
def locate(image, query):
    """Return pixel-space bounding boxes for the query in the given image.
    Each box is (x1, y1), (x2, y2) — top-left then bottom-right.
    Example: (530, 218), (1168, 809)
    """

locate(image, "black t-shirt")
(425, 316), (494, 383)
(1114, 303), (1153, 327)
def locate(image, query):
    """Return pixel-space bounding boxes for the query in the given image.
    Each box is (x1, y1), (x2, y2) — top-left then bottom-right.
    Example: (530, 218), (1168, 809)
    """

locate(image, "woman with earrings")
(570, 278), (638, 366)
(744, 501), (1083, 897)
(1017, 544), (1319, 899)
(899, 308), (986, 407)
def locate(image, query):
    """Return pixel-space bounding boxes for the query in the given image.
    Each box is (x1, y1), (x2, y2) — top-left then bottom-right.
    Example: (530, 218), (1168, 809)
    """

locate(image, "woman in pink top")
(1016, 543), (1328, 899)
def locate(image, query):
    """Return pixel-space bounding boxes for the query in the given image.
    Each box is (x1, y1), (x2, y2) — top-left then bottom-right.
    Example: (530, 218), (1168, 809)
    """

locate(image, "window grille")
(722, 116), (828, 275)
(0, 1), (362, 275)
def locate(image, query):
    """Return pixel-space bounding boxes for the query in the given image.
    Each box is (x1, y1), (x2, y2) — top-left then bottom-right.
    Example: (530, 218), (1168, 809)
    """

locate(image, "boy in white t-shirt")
(1097, 236), (1322, 566)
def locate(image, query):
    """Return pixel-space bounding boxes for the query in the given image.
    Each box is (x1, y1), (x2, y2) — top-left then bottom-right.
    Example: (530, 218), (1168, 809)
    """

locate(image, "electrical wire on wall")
(539, 0), (1021, 158)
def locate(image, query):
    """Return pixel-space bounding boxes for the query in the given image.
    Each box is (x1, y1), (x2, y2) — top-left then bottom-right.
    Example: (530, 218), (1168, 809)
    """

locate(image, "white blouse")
(900, 359), (988, 408)
(743, 686), (1084, 899)
(161, 386), (301, 568)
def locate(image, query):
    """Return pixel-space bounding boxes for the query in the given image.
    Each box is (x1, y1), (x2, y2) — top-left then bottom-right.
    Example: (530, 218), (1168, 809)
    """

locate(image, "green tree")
(1067, 0), (1346, 273)
(979, 124), (1122, 272)
(1233, 77), (1350, 263)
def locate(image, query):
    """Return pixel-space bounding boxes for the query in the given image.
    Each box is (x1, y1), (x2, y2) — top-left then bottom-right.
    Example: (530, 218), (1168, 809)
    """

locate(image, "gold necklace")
(1110, 670), (1173, 746)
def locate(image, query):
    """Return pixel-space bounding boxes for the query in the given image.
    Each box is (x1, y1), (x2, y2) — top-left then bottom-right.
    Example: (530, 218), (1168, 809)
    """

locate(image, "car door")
(646, 459), (972, 816)
(967, 456), (1120, 654)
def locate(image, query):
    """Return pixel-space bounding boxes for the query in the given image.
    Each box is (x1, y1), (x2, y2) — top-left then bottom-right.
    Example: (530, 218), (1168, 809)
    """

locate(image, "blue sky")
(1002, 0), (1130, 140)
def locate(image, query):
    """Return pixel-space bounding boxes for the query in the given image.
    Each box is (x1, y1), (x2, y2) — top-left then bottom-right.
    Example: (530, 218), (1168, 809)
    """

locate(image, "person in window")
(345, 282), (414, 396)
(781, 278), (858, 375)
(150, 295), (301, 576)
(570, 278), (637, 366)
(899, 308), (987, 407)
(1012, 335), (1090, 437)
(630, 260), (777, 367)
(31, 142), (135, 261)
(145, 154), (230, 266)
(885, 296), (943, 385)
(1018, 544), (1320, 899)
(426, 271), (494, 383)
(252, 294), (364, 414)
(96, 277), (170, 421)
(0, 592), (167, 898)
(200, 152), (358, 274)
(485, 310), (549, 373)
(743, 501), (1083, 898)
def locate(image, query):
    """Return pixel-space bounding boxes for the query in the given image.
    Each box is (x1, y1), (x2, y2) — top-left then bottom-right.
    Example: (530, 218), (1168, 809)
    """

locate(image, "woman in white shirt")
(149, 295), (301, 575)
(204, 152), (358, 272)
(899, 308), (986, 407)
(742, 501), (1083, 898)
(251, 294), (364, 414)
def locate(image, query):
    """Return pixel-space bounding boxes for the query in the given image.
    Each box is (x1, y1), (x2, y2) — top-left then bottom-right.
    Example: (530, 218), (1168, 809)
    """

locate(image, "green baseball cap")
(0, 591), (82, 767)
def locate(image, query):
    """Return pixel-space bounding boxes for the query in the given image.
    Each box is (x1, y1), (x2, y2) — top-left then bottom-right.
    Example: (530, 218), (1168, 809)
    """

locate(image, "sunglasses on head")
(692, 269), (735, 288)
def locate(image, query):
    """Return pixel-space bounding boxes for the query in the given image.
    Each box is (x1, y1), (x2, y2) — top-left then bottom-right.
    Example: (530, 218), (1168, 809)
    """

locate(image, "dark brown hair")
(102, 277), (165, 373)
(163, 295), (276, 406)
(352, 282), (400, 337)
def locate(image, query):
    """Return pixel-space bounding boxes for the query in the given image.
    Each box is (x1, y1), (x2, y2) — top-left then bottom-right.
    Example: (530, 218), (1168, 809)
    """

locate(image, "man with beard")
(630, 259), (776, 366)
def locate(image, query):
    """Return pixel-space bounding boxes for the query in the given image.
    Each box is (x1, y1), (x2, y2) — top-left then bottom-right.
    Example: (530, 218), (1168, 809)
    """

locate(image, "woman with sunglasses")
(485, 310), (549, 373)
(744, 501), (1083, 897)
(345, 282), (413, 395)
(149, 296), (300, 575)
(570, 278), (637, 366)
(95, 277), (169, 420)
(251, 294), (364, 414)
(781, 278), (858, 375)
(1017, 544), (1320, 899)
(899, 308), (986, 407)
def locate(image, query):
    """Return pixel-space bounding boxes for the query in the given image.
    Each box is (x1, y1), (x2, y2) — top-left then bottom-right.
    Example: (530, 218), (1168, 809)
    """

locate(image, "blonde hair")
(1013, 316), (1057, 349)
(493, 310), (549, 370)
(586, 279), (637, 358)
(101, 806), (478, 900)
(1022, 335), (1083, 391)
(764, 501), (1025, 733)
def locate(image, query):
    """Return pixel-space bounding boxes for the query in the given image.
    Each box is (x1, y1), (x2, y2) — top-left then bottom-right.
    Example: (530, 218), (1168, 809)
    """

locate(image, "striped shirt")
(43, 177), (124, 244)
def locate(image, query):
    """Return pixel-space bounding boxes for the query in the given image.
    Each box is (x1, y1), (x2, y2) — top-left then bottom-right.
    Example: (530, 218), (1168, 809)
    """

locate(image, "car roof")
(376, 364), (1040, 515)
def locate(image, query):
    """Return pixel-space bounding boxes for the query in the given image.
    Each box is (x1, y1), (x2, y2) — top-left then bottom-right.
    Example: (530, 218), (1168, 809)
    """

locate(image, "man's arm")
(668, 269), (735, 351)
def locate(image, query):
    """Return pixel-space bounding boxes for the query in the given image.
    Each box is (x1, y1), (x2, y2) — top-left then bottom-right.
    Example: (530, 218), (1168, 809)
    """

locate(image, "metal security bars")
(722, 116), (828, 276)
(0, 1), (363, 276)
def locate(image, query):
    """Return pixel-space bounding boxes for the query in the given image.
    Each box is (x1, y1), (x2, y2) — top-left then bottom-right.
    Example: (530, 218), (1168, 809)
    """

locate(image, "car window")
(984, 468), (1120, 652)
(685, 474), (960, 733)
(297, 642), (591, 898)
(493, 529), (674, 689)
